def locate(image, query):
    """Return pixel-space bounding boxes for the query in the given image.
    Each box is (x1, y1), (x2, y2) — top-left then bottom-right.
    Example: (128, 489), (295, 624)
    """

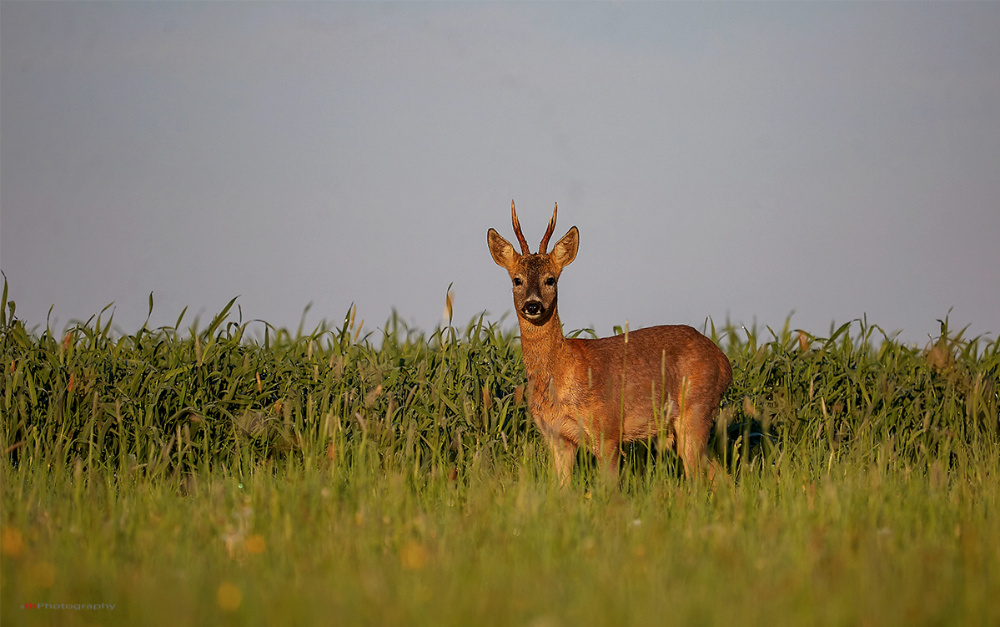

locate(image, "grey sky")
(2, 2), (998, 345)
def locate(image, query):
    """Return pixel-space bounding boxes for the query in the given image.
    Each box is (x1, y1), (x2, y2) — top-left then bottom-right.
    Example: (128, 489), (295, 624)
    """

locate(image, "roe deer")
(488, 202), (732, 485)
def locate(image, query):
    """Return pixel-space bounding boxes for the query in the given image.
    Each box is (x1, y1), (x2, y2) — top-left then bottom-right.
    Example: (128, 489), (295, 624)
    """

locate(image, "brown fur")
(488, 202), (732, 485)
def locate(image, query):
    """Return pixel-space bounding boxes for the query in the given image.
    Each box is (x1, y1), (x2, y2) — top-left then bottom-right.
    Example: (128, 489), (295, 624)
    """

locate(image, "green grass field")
(2, 285), (998, 626)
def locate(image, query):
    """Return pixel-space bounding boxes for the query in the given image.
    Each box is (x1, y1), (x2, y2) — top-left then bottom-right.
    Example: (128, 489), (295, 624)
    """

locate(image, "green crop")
(2, 281), (998, 626)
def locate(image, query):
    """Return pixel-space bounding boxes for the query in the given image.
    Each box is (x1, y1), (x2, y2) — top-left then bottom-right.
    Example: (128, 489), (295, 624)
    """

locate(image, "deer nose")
(523, 301), (543, 317)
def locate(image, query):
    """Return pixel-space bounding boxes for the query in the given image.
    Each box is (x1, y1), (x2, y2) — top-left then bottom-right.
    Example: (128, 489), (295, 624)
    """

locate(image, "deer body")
(489, 202), (732, 484)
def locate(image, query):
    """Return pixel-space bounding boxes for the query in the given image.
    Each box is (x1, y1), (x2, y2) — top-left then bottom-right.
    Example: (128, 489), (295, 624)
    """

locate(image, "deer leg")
(676, 404), (713, 481)
(547, 436), (577, 487)
(598, 439), (621, 482)
(677, 406), (729, 488)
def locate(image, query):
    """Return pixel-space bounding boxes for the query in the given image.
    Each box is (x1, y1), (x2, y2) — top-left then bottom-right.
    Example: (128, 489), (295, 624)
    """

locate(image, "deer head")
(487, 201), (579, 325)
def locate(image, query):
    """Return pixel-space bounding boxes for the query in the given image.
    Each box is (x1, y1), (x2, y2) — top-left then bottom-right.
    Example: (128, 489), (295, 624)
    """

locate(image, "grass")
(2, 283), (999, 626)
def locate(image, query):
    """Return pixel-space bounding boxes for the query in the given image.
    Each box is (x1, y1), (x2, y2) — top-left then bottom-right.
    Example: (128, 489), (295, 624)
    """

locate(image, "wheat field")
(2, 284), (998, 626)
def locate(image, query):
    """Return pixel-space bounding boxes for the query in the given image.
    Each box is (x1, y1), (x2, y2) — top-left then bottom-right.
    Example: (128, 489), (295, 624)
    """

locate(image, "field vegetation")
(2, 283), (998, 626)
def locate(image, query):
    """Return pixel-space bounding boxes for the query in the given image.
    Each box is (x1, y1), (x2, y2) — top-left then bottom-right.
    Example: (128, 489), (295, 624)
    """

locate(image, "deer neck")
(517, 308), (566, 380)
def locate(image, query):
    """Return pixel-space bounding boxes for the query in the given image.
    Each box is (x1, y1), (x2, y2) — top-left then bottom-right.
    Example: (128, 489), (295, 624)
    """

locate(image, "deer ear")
(488, 228), (518, 270)
(550, 226), (579, 269)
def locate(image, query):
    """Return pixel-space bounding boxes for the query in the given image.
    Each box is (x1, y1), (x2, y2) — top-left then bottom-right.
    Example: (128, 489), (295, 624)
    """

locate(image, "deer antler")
(511, 200), (531, 255)
(538, 202), (558, 254)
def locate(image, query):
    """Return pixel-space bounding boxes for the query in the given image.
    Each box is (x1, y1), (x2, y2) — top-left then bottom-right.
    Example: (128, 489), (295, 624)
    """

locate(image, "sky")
(2, 2), (999, 346)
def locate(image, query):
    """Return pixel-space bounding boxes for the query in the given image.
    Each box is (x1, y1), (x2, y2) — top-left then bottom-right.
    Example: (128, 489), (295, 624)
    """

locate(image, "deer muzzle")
(522, 299), (544, 319)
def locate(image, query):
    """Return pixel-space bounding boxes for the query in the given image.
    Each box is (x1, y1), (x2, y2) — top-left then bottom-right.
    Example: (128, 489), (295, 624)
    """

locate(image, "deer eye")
(513, 277), (523, 286)
(545, 277), (556, 286)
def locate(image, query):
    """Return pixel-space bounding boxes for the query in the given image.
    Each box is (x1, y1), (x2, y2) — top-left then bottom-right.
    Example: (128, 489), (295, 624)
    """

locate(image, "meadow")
(2, 284), (998, 626)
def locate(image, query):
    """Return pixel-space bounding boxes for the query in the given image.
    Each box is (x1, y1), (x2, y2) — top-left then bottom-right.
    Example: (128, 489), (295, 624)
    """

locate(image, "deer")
(487, 201), (732, 486)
